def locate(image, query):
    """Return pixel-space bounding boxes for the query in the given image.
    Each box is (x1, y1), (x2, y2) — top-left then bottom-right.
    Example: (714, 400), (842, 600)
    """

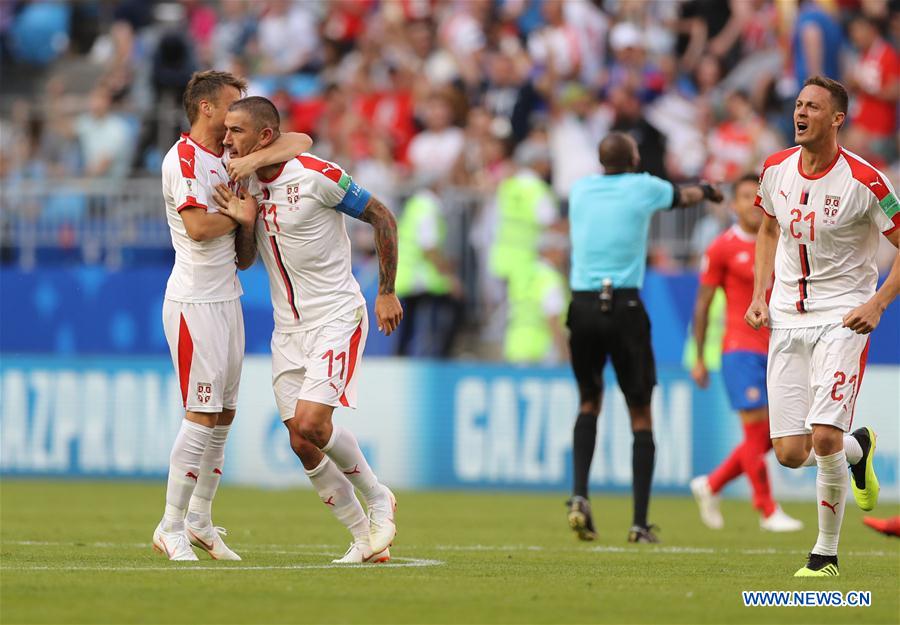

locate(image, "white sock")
(802, 448), (817, 467)
(306, 456), (369, 542)
(187, 424), (231, 525)
(163, 419), (213, 531)
(321, 426), (380, 502)
(843, 434), (862, 466)
(812, 450), (848, 557)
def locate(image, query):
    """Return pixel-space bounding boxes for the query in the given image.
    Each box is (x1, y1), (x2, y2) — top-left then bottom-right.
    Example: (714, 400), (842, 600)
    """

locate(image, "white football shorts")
(767, 323), (870, 438)
(272, 306), (368, 421)
(162, 298), (244, 413)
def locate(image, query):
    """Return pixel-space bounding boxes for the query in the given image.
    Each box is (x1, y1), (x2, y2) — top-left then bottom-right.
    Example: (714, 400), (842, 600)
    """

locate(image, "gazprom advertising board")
(1, 357), (897, 502)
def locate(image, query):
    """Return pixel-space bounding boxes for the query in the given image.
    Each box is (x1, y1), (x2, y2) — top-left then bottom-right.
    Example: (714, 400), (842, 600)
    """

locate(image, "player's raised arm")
(359, 195), (403, 336)
(227, 132), (313, 180)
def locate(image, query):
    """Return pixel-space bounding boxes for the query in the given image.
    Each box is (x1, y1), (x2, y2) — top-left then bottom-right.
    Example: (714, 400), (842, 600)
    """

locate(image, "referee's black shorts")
(566, 289), (657, 408)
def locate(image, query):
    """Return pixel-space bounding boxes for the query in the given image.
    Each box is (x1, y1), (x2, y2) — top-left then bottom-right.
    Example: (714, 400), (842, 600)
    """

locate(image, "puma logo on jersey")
(779, 190), (790, 201)
(180, 157), (194, 168)
(321, 165), (336, 174)
(869, 181), (882, 188)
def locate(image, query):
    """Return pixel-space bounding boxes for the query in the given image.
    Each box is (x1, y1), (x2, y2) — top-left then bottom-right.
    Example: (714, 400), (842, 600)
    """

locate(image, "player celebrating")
(215, 96), (402, 563)
(689, 173), (802, 533)
(746, 76), (900, 577)
(156, 72), (312, 561)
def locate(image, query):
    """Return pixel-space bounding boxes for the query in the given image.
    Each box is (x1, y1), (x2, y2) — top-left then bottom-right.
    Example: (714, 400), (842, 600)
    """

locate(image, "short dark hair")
(183, 70), (248, 124)
(598, 132), (637, 171)
(735, 172), (759, 189)
(802, 75), (848, 116)
(228, 96), (281, 135)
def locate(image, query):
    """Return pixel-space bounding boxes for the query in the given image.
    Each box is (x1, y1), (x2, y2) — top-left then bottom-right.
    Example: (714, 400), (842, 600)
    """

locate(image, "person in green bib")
(394, 177), (462, 357)
(504, 232), (570, 364)
(489, 140), (558, 283)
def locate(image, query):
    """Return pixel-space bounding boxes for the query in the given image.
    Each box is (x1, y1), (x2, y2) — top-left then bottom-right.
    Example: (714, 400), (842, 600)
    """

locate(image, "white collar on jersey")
(730, 224), (757, 242)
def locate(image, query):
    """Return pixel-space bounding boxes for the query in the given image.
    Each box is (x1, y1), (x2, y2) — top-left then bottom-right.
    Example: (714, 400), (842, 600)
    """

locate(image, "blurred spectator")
(438, 0), (489, 60)
(645, 57), (707, 180)
(479, 49), (526, 122)
(395, 178), (463, 358)
(527, 0), (581, 81)
(845, 14), (899, 165)
(489, 138), (558, 283)
(504, 231), (569, 364)
(403, 18), (459, 87)
(563, 0), (609, 90)
(407, 91), (465, 183)
(323, 0), (369, 56)
(256, 0), (319, 75)
(790, 0), (843, 83)
(548, 83), (608, 201)
(184, 0), (218, 52)
(76, 87), (132, 179)
(606, 21), (665, 103)
(689, 198), (731, 268)
(609, 86), (667, 180)
(210, 0), (257, 71)
(703, 90), (781, 183)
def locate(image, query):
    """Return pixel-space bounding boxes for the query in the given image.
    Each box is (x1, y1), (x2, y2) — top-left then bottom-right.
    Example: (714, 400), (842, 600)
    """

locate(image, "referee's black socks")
(632, 430), (655, 528)
(572, 412), (598, 498)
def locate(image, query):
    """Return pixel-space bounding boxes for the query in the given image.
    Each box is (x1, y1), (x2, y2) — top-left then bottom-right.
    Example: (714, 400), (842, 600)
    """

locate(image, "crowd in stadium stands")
(1, 0), (898, 358)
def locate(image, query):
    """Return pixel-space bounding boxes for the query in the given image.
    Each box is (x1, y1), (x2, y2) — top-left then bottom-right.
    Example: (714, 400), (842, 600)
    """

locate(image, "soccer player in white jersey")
(155, 72), (312, 561)
(214, 96), (403, 563)
(746, 75), (900, 577)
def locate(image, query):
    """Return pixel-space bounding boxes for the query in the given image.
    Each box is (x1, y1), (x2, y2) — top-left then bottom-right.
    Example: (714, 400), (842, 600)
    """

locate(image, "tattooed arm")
(359, 195), (403, 335)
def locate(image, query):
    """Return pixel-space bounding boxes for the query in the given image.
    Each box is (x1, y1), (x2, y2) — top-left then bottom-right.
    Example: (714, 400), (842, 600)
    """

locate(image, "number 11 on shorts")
(322, 349), (346, 379)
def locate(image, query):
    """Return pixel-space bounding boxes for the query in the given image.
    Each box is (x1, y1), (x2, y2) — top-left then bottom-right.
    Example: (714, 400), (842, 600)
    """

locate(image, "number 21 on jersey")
(789, 209), (815, 241)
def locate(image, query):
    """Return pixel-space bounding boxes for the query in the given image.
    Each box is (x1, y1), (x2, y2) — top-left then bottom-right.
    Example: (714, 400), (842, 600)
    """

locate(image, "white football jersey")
(250, 153), (369, 332)
(755, 146), (899, 328)
(162, 133), (242, 303)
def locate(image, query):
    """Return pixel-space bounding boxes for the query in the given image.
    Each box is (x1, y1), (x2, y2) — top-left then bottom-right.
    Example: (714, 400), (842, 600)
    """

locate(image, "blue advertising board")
(2, 357), (897, 503)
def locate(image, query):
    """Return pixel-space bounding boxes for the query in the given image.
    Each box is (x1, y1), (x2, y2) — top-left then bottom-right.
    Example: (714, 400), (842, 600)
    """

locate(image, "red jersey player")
(746, 76), (900, 577)
(689, 173), (802, 533)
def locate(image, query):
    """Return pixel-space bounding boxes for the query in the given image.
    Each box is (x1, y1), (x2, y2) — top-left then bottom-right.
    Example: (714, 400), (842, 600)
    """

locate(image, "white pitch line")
(0, 556), (444, 572)
(2, 540), (895, 559)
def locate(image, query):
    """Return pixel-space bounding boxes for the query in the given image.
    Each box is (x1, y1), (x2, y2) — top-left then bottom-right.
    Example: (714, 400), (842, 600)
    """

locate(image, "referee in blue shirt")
(566, 132), (723, 543)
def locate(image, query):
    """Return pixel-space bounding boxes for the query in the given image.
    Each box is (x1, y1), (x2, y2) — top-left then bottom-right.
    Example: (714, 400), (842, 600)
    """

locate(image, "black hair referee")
(566, 133), (723, 543)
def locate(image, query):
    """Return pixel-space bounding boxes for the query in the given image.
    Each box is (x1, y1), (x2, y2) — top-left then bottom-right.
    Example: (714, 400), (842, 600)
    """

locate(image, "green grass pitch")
(1, 481), (897, 624)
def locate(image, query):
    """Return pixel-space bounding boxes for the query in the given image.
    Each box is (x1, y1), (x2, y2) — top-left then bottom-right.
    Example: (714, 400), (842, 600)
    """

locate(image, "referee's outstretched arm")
(673, 182), (724, 207)
(598, 132), (724, 207)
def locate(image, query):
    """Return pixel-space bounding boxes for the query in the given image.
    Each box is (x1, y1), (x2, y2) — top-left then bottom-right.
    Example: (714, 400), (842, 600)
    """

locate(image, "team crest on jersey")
(286, 183), (301, 209)
(823, 195), (841, 224)
(197, 382), (212, 404)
